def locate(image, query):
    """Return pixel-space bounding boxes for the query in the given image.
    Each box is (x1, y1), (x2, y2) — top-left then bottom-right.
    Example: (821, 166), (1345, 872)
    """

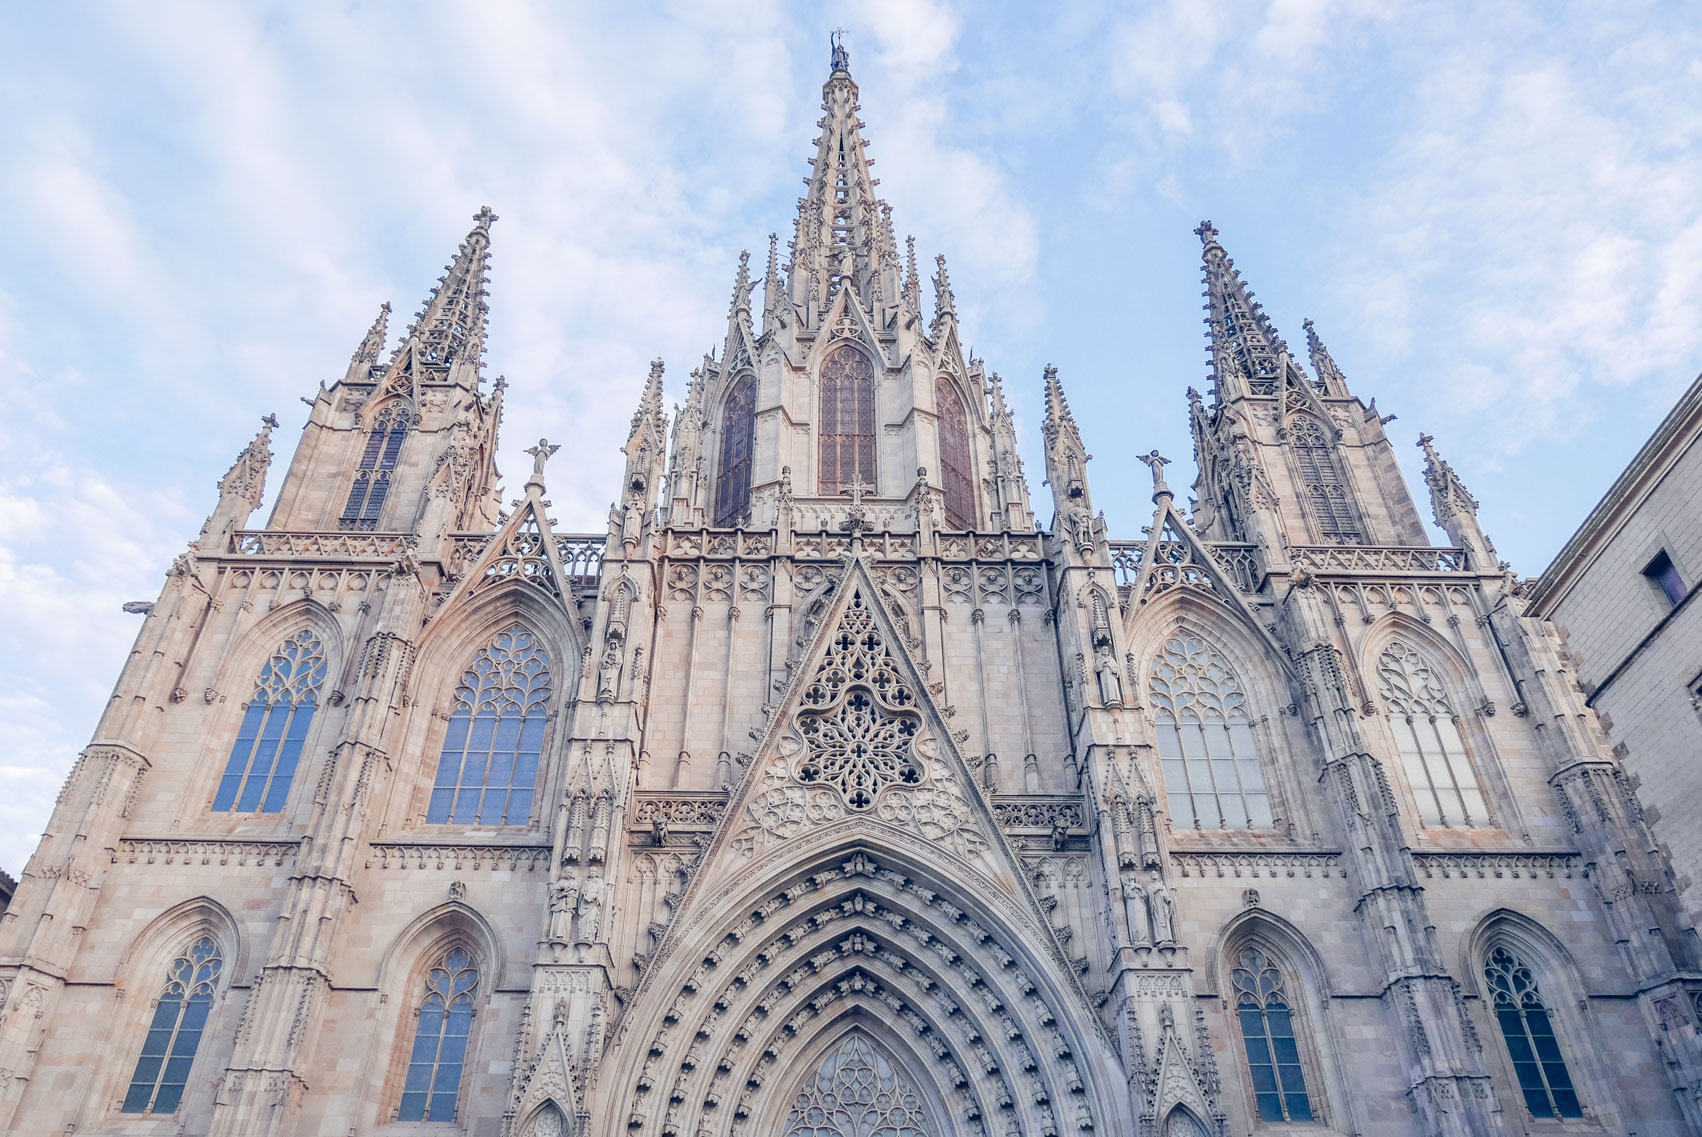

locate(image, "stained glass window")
(1150, 635), (1273, 829)
(121, 936), (222, 1115)
(212, 630), (327, 813)
(782, 1033), (933, 1137)
(340, 405), (409, 531)
(427, 627), (551, 825)
(398, 946), (479, 1122)
(1233, 947), (1314, 1123)
(714, 374), (757, 526)
(935, 376), (974, 529)
(1291, 417), (1363, 543)
(820, 345), (876, 495)
(1484, 945), (1582, 1118)
(1378, 641), (1488, 827)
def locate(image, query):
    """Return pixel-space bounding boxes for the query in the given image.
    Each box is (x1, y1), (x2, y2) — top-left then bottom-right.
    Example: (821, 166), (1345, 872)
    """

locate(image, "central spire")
(788, 37), (899, 321)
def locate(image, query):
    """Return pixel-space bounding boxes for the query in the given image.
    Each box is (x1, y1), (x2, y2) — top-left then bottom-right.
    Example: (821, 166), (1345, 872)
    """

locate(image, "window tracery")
(212, 629), (327, 813)
(1290, 416), (1362, 543)
(1483, 945), (1582, 1118)
(820, 345), (876, 495)
(934, 377), (974, 529)
(427, 627), (551, 825)
(1149, 635), (1272, 829)
(340, 404), (409, 531)
(1231, 947), (1314, 1123)
(714, 374), (757, 526)
(121, 936), (222, 1115)
(398, 945), (480, 1122)
(781, 1033), (933, 1137)
(1377, 640), (1488, 827)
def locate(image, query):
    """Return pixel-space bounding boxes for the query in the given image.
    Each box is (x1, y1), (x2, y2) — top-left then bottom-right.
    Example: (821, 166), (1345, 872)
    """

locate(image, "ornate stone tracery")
(782, 1032), (934, 1137)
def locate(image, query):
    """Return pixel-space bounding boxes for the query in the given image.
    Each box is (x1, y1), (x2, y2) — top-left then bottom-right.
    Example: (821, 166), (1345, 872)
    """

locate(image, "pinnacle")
(347, 300), (391, 378)
(729, 250), (753, 319)
(397, 208), (497, 371)
(1042, 364), (1074, 428)
(932, 253), (957, 324)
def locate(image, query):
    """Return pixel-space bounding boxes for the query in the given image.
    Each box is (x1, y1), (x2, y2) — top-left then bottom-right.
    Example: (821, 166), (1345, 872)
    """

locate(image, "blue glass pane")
(506, 790), (533, 823)
(211, 772), (244, 812)
(284, 704), (314, 741)
(454, 788), (481, 823)
(399, 1090), (428, 1121)
(514, 753), (539, 787)
(441, 715), (470, 757)
(492, 715), (522, 751)
(486, 750), (514, 787)
(121, 1079), (156, 1113)
(231, 703), (266, 749)
(1285, 1091), (1314, 1122)
(179, 998), (211, 1031)
(467, 714), (497, 753)
(1155, 723), (1182, 758)
(519, 715), (545, 749)
(152, 1081), (186, 1115)
(1551, 1086), (1583, 1118)
(1254, 1092), (1285, 1122)
(162, 1053), (196, 1084)
(427, 788), (453, 824)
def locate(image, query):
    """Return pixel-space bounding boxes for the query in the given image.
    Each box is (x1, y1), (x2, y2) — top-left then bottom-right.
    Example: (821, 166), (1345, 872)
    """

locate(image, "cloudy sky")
(2, 0), (1698, 870)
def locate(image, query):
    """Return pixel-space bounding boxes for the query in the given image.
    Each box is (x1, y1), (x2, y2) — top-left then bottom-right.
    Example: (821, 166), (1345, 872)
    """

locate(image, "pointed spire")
(903, 236), (922, 316)
(1418, 433), (1497, 564)
(728, 249), (753, 322)
(345, 301), (390, 382)
(631, 358), (667, 443)
(219, 415), (278, 511)
(1042, 364), (1077, 442)
(932, 253), (957, 330)
(1303, 318), (1352, 397)
(762, 232), (784, 333)
(1197, 220), (1287, 402)
(399, 206), (496, 373)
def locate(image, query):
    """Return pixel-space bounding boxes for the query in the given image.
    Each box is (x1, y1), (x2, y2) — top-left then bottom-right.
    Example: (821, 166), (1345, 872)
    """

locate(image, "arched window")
(1484, 945), (1582, 1118)
(121, 936), (222, 1115)
(398, 946), (479, 1122)
(1149, 634), (1272, 829)
(1377, 640), (1488, 827)
(935, 376), (974, 529)
(212, 629), (327, 813)
(1232, 947), (1314, 1123)
(427, 627), (551, 825)
(714, 374), (757, 526)
(1290, 417), (1362, 543)
(340, 404), (409, 531)
(819, 345), (876, 495)
(781, 1032), (935, 1136)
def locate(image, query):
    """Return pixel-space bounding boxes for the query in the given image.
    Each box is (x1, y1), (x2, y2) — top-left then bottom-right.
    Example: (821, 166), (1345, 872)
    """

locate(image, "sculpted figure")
(1120, 868), (1150, 946)
(547, 877), (578, 943)
(576, 869), (606, 944)
(1149, 871), (1176, 945)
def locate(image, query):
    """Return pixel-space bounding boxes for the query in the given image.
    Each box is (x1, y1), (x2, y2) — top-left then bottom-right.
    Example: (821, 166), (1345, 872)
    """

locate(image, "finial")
(1138, 451), (1172, 501)
(729, 250), (753, 317)
(524, 437), (559, 491)
(261, 413), (279, 430)
(473, 205), (498, 231)
(830, 28), (850, 73)
(649, 358), (665, 384)
(933, 253), (957, 322)
(1194, 219), (1219, 245)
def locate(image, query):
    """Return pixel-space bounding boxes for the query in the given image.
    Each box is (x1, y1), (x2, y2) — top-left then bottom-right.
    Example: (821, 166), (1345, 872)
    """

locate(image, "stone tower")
(2, 40), (1700, 1137)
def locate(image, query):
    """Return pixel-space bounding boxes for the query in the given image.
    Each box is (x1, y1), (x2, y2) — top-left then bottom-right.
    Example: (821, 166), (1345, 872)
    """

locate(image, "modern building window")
(398, 946), (479, 1122)
(936, 376), (975, 529)
(1150, 634), (1273, 829)
(1232, 947), (1314, 1124)
(1377, 640), (1489, 827)
(819, 344), (876, 495)
(1291, 416), (1364, 543)
(1484, 945), (1583, 1119)
(339, 405), (409, 531)
(212, 629), (327, 813)
(427, 627), (551, 825)
(1644, 549), (1687, 608)
(122, 936), (222, 1115)
(713, 374), (757, 526)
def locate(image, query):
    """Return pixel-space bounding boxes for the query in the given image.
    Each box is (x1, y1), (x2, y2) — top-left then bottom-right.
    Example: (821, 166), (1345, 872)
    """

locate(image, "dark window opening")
(1644, 549), (1687, 608)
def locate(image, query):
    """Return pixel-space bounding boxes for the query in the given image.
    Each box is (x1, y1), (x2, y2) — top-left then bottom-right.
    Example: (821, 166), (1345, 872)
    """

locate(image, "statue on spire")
(830, 28), (850, 73)
(1138, 450), (1172, 500)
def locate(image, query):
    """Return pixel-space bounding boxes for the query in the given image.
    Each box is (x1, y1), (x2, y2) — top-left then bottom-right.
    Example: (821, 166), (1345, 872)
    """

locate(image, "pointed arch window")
(212, 629), (327, 813)
(398, 946), (479, 1122)
(781, 1032), (934, 1137)
(1377, 640), (1488, 827)
(121, 936), (222, 1114)
(1290, 417), (1363, 543)
(819, 345), (876, 495)
(1484, 945), (1583, 1118)
(1150, 634), (1272, 829)
(935, 376), (975, 529)
(714, 374), (757, 526)
(427, 627), (551, 825)
(340, 404), (409, 531)
(1232, 947), (1314, 1123)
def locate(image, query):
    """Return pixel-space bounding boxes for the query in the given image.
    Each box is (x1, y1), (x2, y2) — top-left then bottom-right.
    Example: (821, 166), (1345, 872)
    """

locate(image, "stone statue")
(1149, 871), (1176, 945)
(1095, 644), (1124, 707)
(1120, 869), (1149, 946)
(548, 877), (578, 943)
(597, 639), (623, 700)
(576, 869), (606, 944)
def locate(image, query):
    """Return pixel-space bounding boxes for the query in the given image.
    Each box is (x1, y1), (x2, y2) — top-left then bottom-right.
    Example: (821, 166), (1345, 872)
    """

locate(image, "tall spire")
(1197, 220), (1288, 402)
(987, 372), (1034, 530)
(1418, 433), (1497, 564)
(903, 235), (922, 317)
(762, 232), (784, 334)
(398, 206), (496, 373)
(344, 301), (390, 383)
(198, 414), (277, 547)
(1303, 318), (1352, 398)
(728, 249), (753, 323)
(788, 36), (892, 318)
(932, 253), (957, 332)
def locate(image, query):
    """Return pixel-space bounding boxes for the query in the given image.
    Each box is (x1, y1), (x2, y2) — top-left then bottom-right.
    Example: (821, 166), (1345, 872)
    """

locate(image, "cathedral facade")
(3, 44), (1701, 1137)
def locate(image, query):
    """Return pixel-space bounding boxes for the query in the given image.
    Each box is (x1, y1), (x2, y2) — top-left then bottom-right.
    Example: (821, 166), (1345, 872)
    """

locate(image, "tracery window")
(1377, 641), (1488, 827)
(935, 376), (974, 529)
(398, 946), (479, 1122)
(121, 936), (222, 1115)
(781, 1033), (933, 1137)
(427, 627), (551, 825)
(714, 374), (757, 526)
(1484, 945), (1582, 1119)
(1150, 634), (1273, 829)
(339, 405), (409, 531)
(1232, 947), (1314, 1123)
(819, 345), (876, 495)
(212, 629), (327, 813)
(1290, 416), (1363, 543)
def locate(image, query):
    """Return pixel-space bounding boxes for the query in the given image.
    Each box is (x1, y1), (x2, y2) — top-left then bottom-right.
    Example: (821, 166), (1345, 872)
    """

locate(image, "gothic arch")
(934, 373), (977, 530)
(207, 597), (346, 709)
(375, 901), (509, 995)
(713, 371), (758, 527)
(1284, 413), (1365, 544)
(115, 896), (246, 990)
(754, 1013), (953, 1136)
(516, 1100), (572, 1137)
(601, 839), (1131, 1137)
(817, 342), (879, 496)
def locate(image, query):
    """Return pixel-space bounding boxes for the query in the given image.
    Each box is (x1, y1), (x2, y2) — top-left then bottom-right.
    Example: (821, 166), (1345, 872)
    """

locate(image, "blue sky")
(2, 0), (1699, 870)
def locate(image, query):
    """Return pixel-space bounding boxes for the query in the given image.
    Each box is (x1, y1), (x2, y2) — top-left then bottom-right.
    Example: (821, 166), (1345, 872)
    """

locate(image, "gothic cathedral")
(4, 43), (1700, 1137)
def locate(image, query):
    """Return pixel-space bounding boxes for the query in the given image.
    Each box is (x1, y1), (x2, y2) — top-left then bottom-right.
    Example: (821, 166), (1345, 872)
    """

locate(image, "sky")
(2, 0), (1699, 872)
